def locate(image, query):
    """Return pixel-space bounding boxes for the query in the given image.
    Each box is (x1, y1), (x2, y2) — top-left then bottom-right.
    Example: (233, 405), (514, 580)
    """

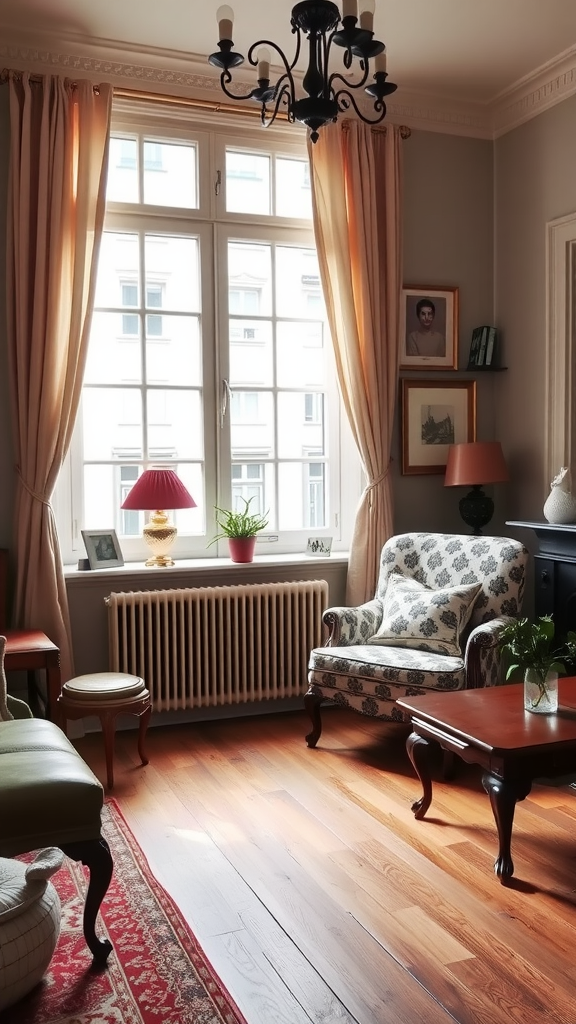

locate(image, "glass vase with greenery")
(497, 615), (576, 712)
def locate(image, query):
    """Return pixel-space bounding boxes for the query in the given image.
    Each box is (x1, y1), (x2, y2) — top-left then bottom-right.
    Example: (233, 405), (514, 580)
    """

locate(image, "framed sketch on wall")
(399, 286), (459, 370)
(401, 378), (476, 474)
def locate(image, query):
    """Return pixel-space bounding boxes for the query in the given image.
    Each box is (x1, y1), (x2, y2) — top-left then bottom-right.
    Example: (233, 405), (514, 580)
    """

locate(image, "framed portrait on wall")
(401, 378), (476, 474)
(399, 286), (459, 370)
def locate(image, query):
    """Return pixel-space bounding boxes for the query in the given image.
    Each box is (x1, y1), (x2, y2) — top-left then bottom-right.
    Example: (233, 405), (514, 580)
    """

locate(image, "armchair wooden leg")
(60, 836), (113, 966)
(304, 691), (324, 748)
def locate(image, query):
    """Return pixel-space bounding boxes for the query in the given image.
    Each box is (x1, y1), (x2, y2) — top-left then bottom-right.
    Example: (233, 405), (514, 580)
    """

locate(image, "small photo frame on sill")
(401, 378), (476, 475)
(81, 529), (124, 570)
(399, 286), (459, 371)
(306, 537), (333, 556)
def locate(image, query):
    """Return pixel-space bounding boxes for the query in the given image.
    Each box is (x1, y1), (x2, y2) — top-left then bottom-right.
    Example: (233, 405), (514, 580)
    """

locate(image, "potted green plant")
(209, 497), (269, 563)
(497, 615), (576, 713)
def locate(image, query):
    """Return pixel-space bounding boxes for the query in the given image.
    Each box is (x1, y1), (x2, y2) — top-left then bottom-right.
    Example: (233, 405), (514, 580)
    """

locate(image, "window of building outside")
(55, 101), (359, 565)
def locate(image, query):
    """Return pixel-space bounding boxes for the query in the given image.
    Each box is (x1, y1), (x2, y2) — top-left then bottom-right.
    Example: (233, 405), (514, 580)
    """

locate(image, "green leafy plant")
(497, 615), (576, 706)
(208, 497), (269, 544)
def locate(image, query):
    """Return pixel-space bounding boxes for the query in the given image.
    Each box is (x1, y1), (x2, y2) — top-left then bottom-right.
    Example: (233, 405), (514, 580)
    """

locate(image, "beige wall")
(392, 128), (501, 536)
(495, 92), (576, 523)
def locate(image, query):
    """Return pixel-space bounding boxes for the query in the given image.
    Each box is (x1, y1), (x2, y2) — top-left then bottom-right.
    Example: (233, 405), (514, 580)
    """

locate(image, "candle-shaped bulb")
(359, 0), (375, 31)
(342, 0), (357, 19)
(216, 4), (234, 41)
(257, 46), (271, 81)
(375, 50), (387, 74)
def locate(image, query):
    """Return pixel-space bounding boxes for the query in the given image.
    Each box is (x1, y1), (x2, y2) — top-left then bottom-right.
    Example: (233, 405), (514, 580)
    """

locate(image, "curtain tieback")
(16, 468), (50, 505)
(366, 468), (389, 491)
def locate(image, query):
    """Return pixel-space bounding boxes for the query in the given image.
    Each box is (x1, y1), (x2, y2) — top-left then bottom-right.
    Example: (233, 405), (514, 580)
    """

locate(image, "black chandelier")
(208, 1), (397, 143)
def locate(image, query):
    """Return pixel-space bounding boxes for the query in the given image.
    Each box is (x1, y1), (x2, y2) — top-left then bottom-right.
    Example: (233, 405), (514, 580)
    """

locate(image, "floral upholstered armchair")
(305, 532), (528, 747)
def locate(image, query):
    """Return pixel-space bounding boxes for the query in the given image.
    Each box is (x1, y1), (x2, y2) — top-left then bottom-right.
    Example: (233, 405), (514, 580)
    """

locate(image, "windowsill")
(64, 551), (350, 585)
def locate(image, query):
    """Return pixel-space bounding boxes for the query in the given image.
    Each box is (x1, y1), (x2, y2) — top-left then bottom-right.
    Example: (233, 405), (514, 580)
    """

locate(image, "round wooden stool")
(57, 672), (151, 790)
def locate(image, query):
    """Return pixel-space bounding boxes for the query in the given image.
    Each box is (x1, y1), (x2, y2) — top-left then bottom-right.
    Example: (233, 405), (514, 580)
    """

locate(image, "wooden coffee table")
(397, 678), (576, 882)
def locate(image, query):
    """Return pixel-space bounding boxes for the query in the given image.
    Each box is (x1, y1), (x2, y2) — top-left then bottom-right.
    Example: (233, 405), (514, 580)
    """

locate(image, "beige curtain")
(6, 72), (112, 682)
(308, 119), (403, 605)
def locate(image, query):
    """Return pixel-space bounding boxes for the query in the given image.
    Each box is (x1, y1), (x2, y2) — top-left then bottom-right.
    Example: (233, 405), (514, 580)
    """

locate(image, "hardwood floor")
(75, 708), (576, 1024)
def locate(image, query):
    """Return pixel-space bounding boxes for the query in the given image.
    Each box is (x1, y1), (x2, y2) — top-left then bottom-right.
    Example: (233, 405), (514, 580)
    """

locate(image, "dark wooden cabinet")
(506, 521), (576, 642)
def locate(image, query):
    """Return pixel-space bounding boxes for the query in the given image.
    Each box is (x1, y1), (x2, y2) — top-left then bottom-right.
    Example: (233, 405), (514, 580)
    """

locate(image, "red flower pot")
(228, 537), (257, 563)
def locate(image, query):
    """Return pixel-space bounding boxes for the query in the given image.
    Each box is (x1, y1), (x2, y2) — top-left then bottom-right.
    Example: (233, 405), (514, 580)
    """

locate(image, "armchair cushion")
(367, 575), (481, 656)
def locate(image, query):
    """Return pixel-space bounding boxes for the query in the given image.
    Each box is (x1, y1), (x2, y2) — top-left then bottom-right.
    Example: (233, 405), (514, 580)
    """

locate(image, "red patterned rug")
(3, 800), (248, 1024)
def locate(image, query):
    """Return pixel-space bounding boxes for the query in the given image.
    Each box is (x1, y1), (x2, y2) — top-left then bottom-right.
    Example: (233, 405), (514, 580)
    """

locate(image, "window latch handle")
(220, 378), (231, 427)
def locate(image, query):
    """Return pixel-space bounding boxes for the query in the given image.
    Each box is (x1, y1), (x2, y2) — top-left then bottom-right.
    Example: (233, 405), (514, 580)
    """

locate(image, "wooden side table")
(397, 679), (576, 882)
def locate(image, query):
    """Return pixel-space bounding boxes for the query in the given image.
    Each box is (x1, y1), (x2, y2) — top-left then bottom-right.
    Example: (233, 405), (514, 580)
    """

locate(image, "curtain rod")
(114, 87), (411, 136)
(0, 69), (101, 93)
(0, 73), (410, 137)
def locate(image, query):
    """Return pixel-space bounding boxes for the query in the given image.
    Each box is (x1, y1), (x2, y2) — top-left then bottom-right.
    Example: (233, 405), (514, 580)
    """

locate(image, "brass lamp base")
(142, 510), (177, 567)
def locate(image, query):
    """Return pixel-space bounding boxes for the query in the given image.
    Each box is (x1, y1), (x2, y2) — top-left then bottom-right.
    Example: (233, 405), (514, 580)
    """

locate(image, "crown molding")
(491, 45), (576, 138)
(2, 29), (576, 141)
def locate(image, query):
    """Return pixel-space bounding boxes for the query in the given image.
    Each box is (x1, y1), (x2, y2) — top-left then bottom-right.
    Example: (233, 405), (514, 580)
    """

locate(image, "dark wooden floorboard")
(75, 707), (576, 1024)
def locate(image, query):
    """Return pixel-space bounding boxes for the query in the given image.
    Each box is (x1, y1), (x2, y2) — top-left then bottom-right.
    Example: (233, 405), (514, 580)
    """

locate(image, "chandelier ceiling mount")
(208, 1), (398, 143)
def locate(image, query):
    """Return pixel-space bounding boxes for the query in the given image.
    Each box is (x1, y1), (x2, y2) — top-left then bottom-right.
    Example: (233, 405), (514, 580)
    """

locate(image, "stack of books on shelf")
(468, 325), (498, 369)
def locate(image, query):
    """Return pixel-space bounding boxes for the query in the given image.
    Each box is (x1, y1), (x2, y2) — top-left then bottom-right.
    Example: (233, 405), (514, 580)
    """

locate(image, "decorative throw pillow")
(367, 574), (482, 656)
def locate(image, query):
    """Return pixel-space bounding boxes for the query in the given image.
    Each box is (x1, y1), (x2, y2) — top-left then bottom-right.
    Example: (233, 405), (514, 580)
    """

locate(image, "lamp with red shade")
(121, 467), (196, 567)
(444, 441), (509, 535)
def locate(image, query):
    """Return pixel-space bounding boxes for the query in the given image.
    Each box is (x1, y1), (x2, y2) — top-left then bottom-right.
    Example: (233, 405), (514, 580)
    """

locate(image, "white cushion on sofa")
(367, 574), (482, 656)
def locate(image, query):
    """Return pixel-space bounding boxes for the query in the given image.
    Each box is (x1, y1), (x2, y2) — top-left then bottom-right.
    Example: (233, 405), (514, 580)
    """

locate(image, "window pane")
(174, 463), (204, 534)
(84, 464), (122, 530)
(275, 246), (324, 319)
(230, 391), (274, 456)
(143, 140), (198, 208)
(278, 462), (327, 529)
(226, 150), (270, 214)
(95, 233), (139, 307)
(83, 388), (143, 461)
(144, 235), (200, 312)
(107, 137), (138, 203)
(276, 157), (312, 218)
(277, 393), (325, 457)
(147, 389), (203, 459)
(146, 315), (201, 385)
(85, 313), (142, 385)
(277, 321), (325, 387)
(228, 242), (272, 316)
(229, 319), (273, 386)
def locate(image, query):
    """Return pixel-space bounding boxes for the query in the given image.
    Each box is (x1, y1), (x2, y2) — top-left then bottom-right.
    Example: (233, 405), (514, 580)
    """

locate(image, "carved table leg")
(482, 773), (532, 882)
(406, 731), (434, 819)
(304, 691), (324, 748)
(61, 836), (114, 965)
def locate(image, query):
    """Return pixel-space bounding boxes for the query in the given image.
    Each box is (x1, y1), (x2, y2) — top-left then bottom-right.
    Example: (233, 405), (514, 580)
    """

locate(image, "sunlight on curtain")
(5, 71), (112, 683)
(308, 120), (403, 603)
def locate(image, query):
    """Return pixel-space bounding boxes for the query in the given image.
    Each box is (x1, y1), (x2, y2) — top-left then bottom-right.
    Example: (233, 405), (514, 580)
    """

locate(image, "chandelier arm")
(247, 37), (300, 78)
(218, 69), (261, 103)
(261, 83), (294, 128)
(333, 87), (387, 125)
(329, 59), (370, 94)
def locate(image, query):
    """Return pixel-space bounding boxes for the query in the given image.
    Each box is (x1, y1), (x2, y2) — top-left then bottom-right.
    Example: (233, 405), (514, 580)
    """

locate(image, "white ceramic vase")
(543, 467), (576, 524)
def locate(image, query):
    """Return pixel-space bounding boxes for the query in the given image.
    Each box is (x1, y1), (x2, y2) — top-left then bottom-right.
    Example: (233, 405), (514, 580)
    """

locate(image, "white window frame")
(54, 103), (360, 566)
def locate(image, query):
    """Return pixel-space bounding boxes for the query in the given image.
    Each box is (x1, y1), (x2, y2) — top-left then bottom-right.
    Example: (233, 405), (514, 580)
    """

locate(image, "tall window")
(56, 105), (352, 563)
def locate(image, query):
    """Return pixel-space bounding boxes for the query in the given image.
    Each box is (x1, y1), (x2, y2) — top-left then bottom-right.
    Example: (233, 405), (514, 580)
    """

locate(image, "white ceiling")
(2, 0), (576, 134)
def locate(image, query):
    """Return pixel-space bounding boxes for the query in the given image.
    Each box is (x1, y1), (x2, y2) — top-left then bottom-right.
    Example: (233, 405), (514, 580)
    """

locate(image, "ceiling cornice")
(2, 31), (576, 141)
